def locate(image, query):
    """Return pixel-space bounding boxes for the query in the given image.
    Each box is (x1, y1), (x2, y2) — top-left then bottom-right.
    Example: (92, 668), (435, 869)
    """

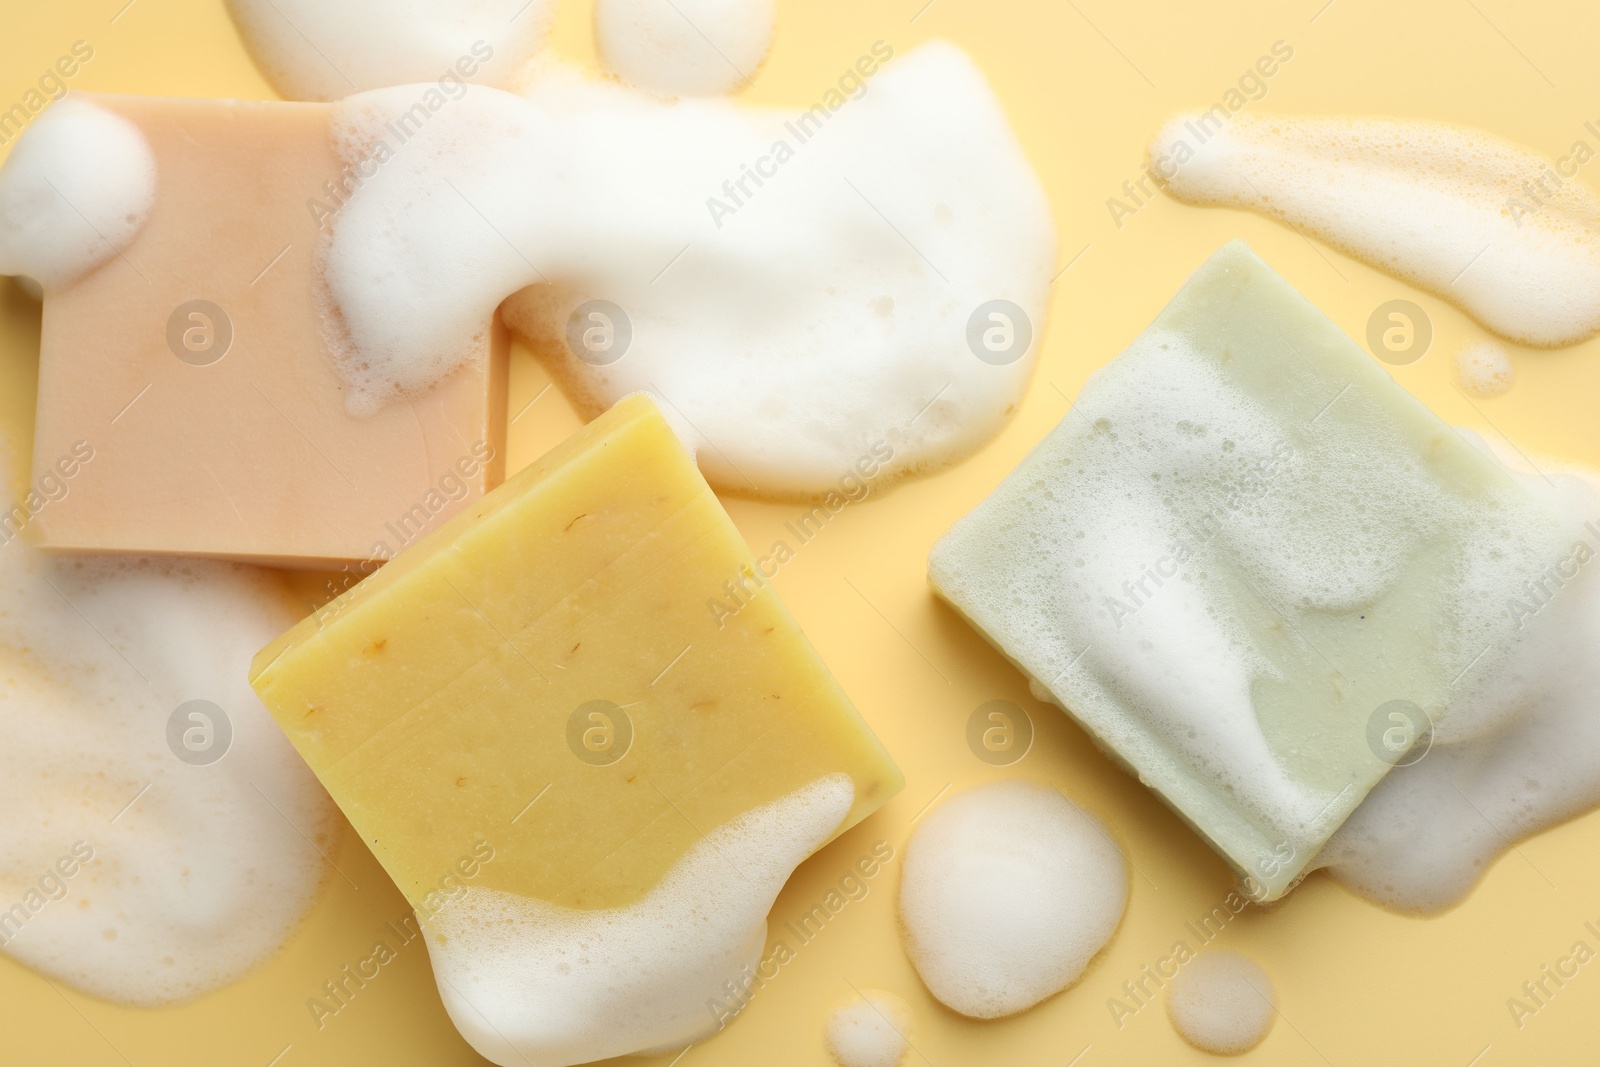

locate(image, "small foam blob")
(1317, 446), (1600, 912)
(824, 989), (912, 1067)
(0, 450), (338, 1004)
(225, 0), (552, 101)
(597, 0), (776, 96)
(423, 774), (853, 1067)
(1165, 951), (1275, 1055)
(1456, 340), (1515, 397)
(0, 98), (155, 293)
(1149, 113), (1600, 346)
(898, 780), (1127, 1019)
(322, 42), (1054, 496)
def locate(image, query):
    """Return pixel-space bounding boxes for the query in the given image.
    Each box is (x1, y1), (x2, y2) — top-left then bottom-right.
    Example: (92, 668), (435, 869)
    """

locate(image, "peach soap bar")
(30, 94), (506, 566)
(249, 394), (902, 914)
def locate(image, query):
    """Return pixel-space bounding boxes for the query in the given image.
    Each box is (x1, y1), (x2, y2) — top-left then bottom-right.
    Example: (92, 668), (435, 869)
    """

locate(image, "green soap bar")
(930, 241), (1575, 900)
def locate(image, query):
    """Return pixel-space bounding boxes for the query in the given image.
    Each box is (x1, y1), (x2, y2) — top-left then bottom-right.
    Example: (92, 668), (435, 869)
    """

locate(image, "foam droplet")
(1456, 341), (1515, 397)
(225, 0), (553, 101)
(597, 0), (775, 96)
(0, 98), (155, 293)
(898, 780), (1127, 1019)
(824, 989), (912, 1067)
(1166, 950), (1275, 1054)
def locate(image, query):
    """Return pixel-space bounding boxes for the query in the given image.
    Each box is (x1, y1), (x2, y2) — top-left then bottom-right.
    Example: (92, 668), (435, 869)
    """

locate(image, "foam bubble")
(1316, 449), (1600, 912)
(1149, 113), (1600, 346)
(1456, 340), (1515, 397)
(225, 0), (552, 101)
(824, 989), (912, 1067)
(897, 780), (1126, 1019)
(421, 774), (853, 1067)
(322, 42), (1054, 495)
(1165, 950), (1275, 1055)
(0, 98), (155, 293)
(0, 460), (338, 1003)
(597, 0), (775, 96)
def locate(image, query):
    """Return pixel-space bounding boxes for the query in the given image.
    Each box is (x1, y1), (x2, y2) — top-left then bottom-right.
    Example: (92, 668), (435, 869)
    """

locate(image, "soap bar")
(929, 241), (1575, 900)
(250, 392), (902, 915)
(28, 93), (506, 566)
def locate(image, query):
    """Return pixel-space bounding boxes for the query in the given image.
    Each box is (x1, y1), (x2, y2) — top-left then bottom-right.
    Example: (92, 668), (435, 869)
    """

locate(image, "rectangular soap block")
(30, 93), (506, 566)
(930, 240), (1574, 900)
(250, 393), (902, 913)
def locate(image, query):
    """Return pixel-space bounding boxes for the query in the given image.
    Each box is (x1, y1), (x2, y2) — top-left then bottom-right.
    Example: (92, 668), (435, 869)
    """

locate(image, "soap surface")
(250, 393), (901, 1061)
(929, 241), (1577, 899)
(27, 94), (507, 566)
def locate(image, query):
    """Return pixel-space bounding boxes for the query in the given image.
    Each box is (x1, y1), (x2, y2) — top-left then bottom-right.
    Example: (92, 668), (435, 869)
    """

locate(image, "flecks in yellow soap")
(250, 394), (902, 914)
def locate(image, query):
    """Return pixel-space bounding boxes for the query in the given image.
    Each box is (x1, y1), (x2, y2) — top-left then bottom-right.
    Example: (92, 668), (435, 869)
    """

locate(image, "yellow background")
(4, 0), (1600, 1063)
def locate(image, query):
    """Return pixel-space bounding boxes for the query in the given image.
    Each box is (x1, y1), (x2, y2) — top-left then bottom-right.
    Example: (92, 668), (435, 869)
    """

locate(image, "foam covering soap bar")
(21, 94), (506, 566)
(250, 393), (902, 1065)
(929, 241), (1574, 900)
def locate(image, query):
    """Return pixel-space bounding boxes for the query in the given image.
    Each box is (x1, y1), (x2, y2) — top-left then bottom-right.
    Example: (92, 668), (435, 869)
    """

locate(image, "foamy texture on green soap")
(930, 241), (1580, 899)
(1315, 444), (1600, 913)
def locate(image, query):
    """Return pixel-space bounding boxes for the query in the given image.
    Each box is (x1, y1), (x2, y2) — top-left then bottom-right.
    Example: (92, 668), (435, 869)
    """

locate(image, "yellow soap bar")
(250, 394), (902, 913)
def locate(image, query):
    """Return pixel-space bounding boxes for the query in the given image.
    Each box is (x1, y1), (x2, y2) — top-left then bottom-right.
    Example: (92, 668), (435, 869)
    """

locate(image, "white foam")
(897, 780), (1126, 1019)
(1165, 950), (1275, 1054)
(824, 989), (912, 1067)
(322, 42), (1053, 495)
(1456, 340), (1515, 397)
(1149, 113), (1600, 346)
(0, 98), (155, 293)
(596, 0), (774, 96)
(1035, 337), (1337, 839)
(225, 0), (552, 102)
(1316, 448), (1600, 913)
(0, 462), (338, 1004)
(420, 774), (853, 1067)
